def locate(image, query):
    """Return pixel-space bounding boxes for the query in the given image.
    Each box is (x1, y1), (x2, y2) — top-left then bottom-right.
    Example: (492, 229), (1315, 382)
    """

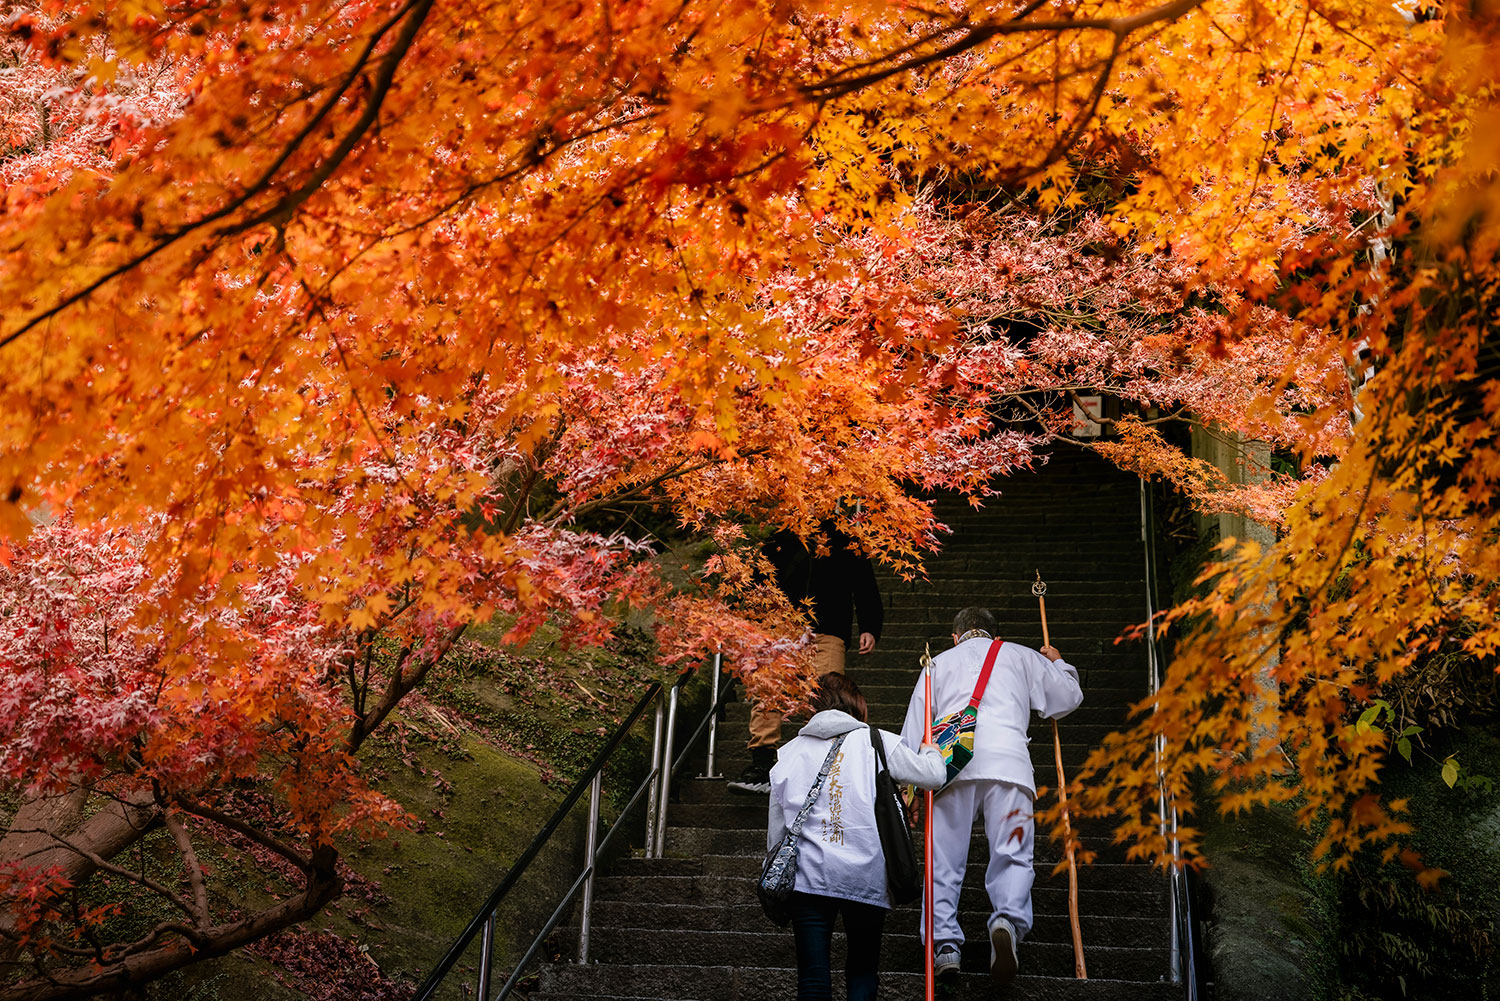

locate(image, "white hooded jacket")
(897, 636), (1083, 795)
(767, 710), (946, 908)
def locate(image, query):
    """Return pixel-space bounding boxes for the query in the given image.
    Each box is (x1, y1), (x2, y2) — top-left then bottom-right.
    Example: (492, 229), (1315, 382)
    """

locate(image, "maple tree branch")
(543, 447), (772, 524)
(347, 623), (468, 753)
(7, 829), (198, 925)
(162, 813), (210, 929)
(0, 788), (161, 944)
(806, 0), (1054, 86)
(0, 927), (98, 962)
(237, 0), (427, 217)
(326, 104), (660, 248)
(0, 916), (201, 963)
(100, 919), (207, 962)
(170, 799), (312, 875)
(225, 0), (438, 235)
(1235, 6), (1311, 235)
(800, 0), (1207, 101)
(0, 0), (435, 350)
(503, 463), (542, 535)
(0, 862), (342, 1001)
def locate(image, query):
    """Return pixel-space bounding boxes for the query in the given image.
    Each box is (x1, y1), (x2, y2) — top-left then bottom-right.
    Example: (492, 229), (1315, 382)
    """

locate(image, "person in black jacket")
(728, 525), (884, 794)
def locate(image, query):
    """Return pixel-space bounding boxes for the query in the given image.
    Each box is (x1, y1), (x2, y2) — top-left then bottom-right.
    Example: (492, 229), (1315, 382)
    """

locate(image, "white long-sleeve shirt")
(898, 636), (1083, 795)
(767, 710), (946, 908)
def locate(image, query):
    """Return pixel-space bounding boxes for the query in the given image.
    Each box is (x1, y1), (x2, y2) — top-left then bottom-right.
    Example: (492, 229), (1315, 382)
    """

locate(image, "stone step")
(708, 752), (1121, 778)
(870, 618), (1141, 628)
(536, 963), (1183, 1000)
(711, 710), (1142, 735)
(686, 755), (1107, 799)
(711, 716), (1138, 735)
(657, 827), (1140, 864)
(660, 807), (1135, 842)
(707, 723), (1134, 756)
(590, 874), (1166, 916)
(563, 927), (1165, 980)
(865, 635), (1143, 651)
(844, 664), (1145, 681)
(717, 691), (1148, 718)
(856, 642), (1144, 657)
(881, 561), (1142, 573)
(585, 900), (1169, 948)
(879, 587), (1142, 600)
(715, 698), (1138, 717)
(600, 856), (1162, 895)
(749, 671), (1147, 688)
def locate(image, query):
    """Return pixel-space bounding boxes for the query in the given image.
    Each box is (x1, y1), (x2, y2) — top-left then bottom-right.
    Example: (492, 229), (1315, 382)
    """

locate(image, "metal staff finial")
(1032, 569), (1047, 598)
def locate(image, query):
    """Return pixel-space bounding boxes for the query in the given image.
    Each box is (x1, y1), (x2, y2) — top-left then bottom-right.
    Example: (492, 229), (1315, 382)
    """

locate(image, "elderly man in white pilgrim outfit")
(899, 605), (1083, 986)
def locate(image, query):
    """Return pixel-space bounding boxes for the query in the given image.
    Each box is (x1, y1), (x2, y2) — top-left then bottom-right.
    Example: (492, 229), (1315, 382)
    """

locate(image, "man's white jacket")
(898, 636), (1083, 796)
(768, 710), (945, 908)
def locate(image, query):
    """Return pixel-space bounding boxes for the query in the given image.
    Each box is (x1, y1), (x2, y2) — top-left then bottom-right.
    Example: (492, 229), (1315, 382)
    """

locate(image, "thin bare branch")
(162, 814), (209, 929)
(170, 800), (312, 875)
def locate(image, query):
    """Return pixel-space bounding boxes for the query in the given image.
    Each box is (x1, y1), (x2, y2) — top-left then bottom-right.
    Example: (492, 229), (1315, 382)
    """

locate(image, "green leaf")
(1399, 724), (1423, 738)
(1356, 705), (1381, 735)
(1398, 737), (1412, 764)
(1441, 757), (1459, 788)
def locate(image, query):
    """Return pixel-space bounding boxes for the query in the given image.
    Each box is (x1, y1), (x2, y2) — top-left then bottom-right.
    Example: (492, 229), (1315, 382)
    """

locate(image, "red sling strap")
(968, 639), (1004, 709)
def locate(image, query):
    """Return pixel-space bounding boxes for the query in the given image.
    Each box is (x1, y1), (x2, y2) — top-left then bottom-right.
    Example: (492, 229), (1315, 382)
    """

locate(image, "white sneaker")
(988, 916), (1019, 984)
(934, 942), (961, 981)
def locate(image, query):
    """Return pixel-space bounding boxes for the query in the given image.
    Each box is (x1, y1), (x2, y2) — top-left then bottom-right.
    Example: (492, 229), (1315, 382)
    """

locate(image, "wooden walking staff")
(1034, 570), (1088, 980)
(920, 644), (936, 1001)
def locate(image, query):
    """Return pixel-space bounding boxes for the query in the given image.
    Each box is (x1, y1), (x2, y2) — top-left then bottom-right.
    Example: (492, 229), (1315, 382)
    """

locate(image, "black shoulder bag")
(869, 724), (921, 905)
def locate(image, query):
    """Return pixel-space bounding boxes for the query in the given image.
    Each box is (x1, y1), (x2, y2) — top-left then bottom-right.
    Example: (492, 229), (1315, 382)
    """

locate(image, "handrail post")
(700, 651), (724, 779)
(413, 683), (661, 1001)
(477, 913), (495, 1001)
(578, 769), (603, 964)
(644, 697), (665, 858)
(1142, 478), (1176, 982)
(653, 681), (681, 858)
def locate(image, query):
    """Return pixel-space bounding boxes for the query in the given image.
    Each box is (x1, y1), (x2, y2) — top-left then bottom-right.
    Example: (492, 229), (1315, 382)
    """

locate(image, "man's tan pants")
(747, 634), (846, 749)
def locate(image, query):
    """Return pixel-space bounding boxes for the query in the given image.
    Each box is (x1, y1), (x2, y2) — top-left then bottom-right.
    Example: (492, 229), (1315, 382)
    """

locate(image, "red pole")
(922, 648), (935, 1001)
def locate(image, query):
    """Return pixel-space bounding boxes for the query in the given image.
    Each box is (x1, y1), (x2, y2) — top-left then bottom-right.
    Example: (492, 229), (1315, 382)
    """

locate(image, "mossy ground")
(141, 624), (671, 1001)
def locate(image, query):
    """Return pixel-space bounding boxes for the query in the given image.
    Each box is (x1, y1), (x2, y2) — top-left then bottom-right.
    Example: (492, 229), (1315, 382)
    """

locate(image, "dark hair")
(811, 673), (868, 722)
(952, 606), (997, 636)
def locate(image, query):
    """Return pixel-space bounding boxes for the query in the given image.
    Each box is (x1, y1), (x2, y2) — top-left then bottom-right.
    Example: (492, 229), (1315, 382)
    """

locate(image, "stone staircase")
(531, 448), (1182, 1000)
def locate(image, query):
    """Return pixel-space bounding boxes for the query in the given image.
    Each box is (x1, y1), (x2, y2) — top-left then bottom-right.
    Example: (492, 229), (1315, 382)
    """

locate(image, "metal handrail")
(699, 651), (725, 779)
(1139, 478), (1200, 1000)
(495, 664), (736, 998)
(671, 659), (729, 777)
(412, 679), (663, 1001)
(492, 755), (660, 999)
(413, 653), (736, 1001)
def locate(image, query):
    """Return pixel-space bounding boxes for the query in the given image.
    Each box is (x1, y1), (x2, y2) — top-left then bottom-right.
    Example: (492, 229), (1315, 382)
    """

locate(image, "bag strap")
(869, 722), (890, 776)
(968, 639), (1005, 709)
(789, 733), (847, 838)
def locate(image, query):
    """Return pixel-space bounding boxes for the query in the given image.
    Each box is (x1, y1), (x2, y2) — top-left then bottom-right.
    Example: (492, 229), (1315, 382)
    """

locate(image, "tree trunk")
(0, 787), (161, 958)
(0, 849), (342, 1001)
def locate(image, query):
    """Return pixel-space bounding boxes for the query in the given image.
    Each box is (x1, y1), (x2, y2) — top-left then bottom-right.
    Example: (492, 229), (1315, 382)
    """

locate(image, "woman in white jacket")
(767, 674), (946, 1001)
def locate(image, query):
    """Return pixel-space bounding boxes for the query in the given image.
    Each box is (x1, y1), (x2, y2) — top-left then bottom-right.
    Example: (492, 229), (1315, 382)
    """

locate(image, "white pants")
(923, 779), (1035, 947)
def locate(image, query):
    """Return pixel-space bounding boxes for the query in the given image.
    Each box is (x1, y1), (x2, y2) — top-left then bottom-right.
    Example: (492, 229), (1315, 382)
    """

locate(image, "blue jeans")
(789, 891), (887, 1001)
